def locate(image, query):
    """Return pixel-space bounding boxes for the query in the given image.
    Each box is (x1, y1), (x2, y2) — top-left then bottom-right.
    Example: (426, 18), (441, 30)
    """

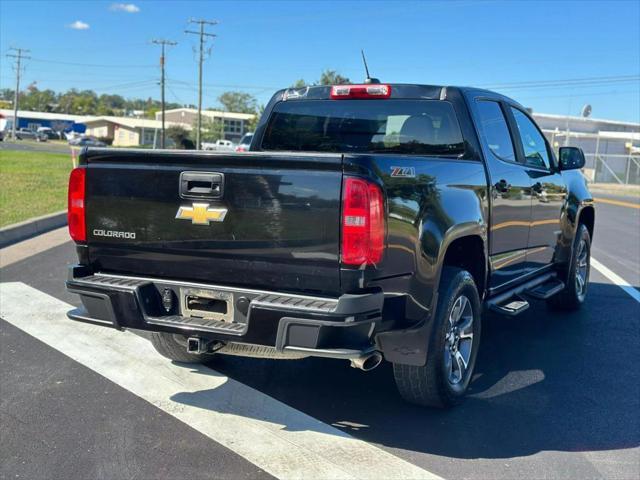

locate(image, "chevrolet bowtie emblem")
(175, 203), (228, 225)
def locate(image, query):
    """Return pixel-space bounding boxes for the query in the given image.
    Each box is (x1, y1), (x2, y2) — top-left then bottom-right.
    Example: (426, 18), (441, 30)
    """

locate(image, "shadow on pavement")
(170, 281), (639, 459)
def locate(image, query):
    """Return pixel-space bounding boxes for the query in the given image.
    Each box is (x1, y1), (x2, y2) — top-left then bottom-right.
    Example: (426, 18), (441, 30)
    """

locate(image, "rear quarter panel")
(343, 155), (489, 322)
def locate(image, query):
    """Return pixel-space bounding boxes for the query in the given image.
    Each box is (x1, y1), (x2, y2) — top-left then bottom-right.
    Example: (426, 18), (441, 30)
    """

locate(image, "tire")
(149, 332), (215, 363)
(393, 267), (482, 408)
(548, 223), (591, 311)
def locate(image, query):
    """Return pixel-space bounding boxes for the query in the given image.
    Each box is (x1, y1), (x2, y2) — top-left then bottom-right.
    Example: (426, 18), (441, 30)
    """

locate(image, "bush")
(166, 125), (194, 150)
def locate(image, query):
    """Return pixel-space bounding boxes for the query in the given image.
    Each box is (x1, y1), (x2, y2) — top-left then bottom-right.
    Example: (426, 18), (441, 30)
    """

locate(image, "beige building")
(84, 116), (188, 147)
(157, 108), (255, 142)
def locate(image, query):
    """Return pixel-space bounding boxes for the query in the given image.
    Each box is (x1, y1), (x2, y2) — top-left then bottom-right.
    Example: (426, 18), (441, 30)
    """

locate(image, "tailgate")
(84, 150), (343, 295)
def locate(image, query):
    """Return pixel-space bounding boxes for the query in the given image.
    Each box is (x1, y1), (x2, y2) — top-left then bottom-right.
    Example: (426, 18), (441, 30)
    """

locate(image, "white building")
(83, 116), (190, 147)
(156, 108), (255, 142)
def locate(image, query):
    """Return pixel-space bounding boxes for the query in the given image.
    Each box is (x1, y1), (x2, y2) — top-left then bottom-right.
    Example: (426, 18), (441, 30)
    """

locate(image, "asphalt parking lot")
(1, 197), (638, 480)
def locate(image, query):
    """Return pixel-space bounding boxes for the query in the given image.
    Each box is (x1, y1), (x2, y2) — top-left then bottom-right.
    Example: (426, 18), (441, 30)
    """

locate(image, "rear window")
(261, 100), (464, 156)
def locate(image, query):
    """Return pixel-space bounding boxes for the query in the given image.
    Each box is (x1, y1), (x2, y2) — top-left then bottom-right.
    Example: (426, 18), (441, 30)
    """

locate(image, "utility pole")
(185, 19), (217, 150)
(6, 47), (31, 140)
(152, 39), (177, 149)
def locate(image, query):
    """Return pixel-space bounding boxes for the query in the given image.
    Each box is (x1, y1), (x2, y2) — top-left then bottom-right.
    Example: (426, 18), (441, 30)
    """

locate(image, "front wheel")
(393, 267), (481, 408)
(548, 223), (591, 311)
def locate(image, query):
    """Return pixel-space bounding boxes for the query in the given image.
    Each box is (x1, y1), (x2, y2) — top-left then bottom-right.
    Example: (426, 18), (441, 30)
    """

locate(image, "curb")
(0, 211), (67, 248)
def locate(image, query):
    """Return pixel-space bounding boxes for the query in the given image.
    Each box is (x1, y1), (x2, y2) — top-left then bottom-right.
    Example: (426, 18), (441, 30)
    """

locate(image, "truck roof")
(279, 83), (524, 109)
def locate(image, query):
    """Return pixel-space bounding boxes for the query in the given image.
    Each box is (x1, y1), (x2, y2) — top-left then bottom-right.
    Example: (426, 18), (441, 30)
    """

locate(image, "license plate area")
(180, 288), (234, 322)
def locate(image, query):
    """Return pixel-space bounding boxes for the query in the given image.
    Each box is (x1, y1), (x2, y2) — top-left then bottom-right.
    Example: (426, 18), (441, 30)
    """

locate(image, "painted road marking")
(0, 282), (442, 480)
(594, 197), (640, 209)
(591, 257), (640, 304)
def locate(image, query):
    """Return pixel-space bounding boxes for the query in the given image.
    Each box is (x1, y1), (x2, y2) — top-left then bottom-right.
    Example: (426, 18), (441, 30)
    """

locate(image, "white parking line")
(0, 282), (441, 480)
(591, 257), (640, 303)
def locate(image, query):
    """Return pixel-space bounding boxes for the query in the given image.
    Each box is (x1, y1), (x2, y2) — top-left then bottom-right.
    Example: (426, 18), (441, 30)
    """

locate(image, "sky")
(1, 0), (639, 122)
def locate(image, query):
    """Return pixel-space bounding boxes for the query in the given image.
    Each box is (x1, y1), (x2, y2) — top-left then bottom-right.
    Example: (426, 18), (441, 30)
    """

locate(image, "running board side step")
(486, 272), (557, 317)
(488, 296), (530, 316)
(525, 279), (565, 300)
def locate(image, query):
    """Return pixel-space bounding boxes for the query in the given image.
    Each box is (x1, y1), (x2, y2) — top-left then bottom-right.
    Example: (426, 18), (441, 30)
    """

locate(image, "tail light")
(330, 84), (391, 100)
(341, 177), (385, 266)
(68, 167), (86, 242)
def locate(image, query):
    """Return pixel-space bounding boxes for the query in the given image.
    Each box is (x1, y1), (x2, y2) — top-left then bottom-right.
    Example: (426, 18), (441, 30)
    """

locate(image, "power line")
(481, 74), (639, 86)
(166, 84), (184, 105)
(516, 89), (640, 101)
(6, 47), (31, 140)
(185, 18), (217, 150)
(152, 39), (177, 149)
(28, 57), (156, 69)
(167, 78), (280, 91)
(482, 74), (640, 90)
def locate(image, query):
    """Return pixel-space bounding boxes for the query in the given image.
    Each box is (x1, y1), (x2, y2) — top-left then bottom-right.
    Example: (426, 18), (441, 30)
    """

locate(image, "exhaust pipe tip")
(350, 352), (383, 372)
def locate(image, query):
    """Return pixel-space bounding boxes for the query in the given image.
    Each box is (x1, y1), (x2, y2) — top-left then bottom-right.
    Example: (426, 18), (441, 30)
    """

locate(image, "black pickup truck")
(66, 83), (594, 407)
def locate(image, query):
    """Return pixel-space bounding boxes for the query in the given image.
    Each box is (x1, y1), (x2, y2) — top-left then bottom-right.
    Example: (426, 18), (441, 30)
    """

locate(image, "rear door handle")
(495, 179), (511, 193)
(180, 171), (224, 199)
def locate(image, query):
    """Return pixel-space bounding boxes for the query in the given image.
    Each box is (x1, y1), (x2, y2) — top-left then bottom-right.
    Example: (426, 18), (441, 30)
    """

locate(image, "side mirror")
(559, 147), (585, 171)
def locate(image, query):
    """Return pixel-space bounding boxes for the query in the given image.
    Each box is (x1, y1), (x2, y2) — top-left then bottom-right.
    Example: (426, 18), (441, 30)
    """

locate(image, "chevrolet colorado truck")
(65, 83), (594, 407)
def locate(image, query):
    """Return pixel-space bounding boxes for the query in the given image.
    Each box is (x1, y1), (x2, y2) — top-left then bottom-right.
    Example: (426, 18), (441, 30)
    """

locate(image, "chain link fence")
(545, 129), (640, 185)
(583, 153), (640, 185)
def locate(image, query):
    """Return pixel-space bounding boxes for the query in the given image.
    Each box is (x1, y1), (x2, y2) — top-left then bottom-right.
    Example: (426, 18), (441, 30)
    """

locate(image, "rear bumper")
(65, 265), (384, 360)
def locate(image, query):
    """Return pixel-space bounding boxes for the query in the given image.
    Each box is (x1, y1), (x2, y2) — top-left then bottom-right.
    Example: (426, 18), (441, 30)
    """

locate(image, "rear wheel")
(393, 267), (481, 408)
(149, 332), (215, 363)
(548, 223), (591, 311)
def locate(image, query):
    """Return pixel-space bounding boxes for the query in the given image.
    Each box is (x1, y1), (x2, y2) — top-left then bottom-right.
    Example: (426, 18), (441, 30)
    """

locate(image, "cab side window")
(475, 100), (516, 162)
(510, 107), (551, 169)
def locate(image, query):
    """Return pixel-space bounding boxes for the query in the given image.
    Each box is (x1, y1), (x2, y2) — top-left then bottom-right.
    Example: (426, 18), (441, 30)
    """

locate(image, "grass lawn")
(0, 150), (73, 227)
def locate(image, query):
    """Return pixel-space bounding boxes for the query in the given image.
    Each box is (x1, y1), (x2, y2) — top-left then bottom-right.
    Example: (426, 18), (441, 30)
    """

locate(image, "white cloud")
(110, 3), (140, 13)
(68, 20), (90, 30)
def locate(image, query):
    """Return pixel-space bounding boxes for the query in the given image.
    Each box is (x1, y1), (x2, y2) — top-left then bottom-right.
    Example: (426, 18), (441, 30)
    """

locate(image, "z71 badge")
(390, 166), (416, 178)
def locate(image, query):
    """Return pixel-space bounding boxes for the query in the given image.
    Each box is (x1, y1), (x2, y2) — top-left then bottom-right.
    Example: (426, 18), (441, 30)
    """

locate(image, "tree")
(217, 91), (258, 114)
(200, 117), (225, 142)
(20, 88), (56, 112)
(318, 70), (350, 85)
(0, 88), (14, 101)
(245, 104), (264, 132)
(71, 90), (98, 115)
(291, 71), (350, 88)
(57, 89), (79, 113)
(97, 94), (126, 115)
(166, 125), (194, 149)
